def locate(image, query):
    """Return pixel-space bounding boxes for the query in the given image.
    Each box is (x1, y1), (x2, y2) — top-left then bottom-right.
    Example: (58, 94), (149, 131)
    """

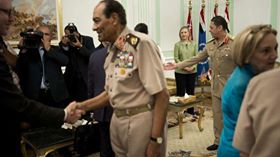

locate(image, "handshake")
(64, 101), (86, 124)
(63, 95), (103, 124)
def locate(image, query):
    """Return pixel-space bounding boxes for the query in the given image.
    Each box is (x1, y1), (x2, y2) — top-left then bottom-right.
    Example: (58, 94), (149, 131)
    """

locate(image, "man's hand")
(61, 36), (70, 45)
(146, 141), (161, 157)
(70, 36), (83, 49)
(163, 62), (177, 70)
(64, 101), (85, 124)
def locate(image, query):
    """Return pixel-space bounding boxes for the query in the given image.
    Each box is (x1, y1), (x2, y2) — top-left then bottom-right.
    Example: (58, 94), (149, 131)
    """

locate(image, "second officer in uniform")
(165, 15), (236, 151)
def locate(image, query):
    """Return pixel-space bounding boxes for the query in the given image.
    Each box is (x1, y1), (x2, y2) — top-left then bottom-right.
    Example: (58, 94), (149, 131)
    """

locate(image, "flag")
(187, 8), (193, 40)
(224, 2), (230, 23)
(197, 5), (209, 79)
(214, 3), (218, 16)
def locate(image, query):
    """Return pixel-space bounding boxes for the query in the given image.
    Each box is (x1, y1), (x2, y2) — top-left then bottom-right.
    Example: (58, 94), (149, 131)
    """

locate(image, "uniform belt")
(114, 104), (153, 118)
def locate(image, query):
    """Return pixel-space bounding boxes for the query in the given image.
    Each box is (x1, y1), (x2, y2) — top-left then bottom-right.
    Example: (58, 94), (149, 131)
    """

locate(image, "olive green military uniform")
(177, 36), (236, 144)
(104, 27), (167, 157)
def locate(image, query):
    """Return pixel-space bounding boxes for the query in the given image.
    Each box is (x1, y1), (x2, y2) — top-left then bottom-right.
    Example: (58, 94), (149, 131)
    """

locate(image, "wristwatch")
(150, 136), (163, 144)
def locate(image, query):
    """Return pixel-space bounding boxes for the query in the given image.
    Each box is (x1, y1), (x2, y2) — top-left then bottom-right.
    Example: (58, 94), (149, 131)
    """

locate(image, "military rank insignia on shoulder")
(224, 35), (234, 44)
(126, 33), (140, 49)
(206, 38), (215, 44)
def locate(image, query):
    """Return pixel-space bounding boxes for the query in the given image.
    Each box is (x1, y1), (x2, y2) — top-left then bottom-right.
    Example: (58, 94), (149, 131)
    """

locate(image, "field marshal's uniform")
(177, 36), (236, 144)
(104, 27), (167, 157)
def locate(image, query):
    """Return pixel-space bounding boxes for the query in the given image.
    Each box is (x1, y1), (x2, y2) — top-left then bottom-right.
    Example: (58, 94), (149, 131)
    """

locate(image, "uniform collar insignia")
(214, 35), (231, 46)
(223, 35), (230, 44)
(114, 35), (126, 51)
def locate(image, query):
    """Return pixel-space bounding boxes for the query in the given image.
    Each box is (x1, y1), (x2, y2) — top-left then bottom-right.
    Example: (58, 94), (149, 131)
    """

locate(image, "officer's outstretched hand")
(164, 62), (177, 70)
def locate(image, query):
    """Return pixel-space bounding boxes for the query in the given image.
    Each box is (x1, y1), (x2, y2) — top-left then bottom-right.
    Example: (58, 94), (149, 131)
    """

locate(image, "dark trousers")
(175, 72), (196, 114)
(97, 122), (115, 157)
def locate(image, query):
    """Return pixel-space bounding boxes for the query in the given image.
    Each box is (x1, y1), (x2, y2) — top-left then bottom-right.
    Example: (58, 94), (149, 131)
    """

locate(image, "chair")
(166, 77), (176, 96)
(195, 77), (212, 106)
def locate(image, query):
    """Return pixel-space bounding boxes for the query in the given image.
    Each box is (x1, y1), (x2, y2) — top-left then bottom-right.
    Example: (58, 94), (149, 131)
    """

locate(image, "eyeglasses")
(43, 33), (50, 36)
(0, 8), (13, 17)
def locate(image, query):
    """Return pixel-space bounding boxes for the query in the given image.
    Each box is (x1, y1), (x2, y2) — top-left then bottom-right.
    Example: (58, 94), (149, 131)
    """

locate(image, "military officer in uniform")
(77, 0), (169, 157)
(165, 15), (236, 151)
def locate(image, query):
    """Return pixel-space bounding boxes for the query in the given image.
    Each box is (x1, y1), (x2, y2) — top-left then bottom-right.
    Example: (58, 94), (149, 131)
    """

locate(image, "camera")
(66, 23), (77, 34)
(20, 29), (43, 49)
(67, 34), (77, 42)
(65, 23), (78, 42)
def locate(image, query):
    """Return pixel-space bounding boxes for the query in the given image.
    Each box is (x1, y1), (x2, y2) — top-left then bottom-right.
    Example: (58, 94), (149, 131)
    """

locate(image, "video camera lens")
(20, 29), (43, 49)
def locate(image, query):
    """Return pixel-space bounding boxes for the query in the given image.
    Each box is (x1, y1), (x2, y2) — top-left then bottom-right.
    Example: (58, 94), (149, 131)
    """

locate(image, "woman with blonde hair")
(173, 26), (197, 117)
(217, 24), (278, 157)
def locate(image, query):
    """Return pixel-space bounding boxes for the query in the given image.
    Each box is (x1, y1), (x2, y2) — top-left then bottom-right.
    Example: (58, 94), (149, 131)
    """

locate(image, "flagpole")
(214, 0), (218, 16)
(197, 0), (209, 79)
(202, 0), (205, 8)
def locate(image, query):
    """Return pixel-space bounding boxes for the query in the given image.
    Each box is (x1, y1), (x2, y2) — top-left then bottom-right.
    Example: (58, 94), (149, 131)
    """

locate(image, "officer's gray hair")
(232, 24), (277, 66)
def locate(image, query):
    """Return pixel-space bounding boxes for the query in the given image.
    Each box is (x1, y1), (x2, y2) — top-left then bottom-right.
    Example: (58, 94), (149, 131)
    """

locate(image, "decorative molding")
(57, 0), (63, 40)
(229, 0), (234, 33)
(180, 0), (185, 27)
(270, 0), (278, 28)
(155, 0), (161, 45)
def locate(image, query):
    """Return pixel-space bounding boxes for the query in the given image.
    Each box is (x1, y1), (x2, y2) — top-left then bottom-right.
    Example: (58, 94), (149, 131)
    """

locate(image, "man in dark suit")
(0, 0), (84, 156)
(60, 23), (95, 102)
(16, 25), (69, 109)
(88, 43), (114, 157)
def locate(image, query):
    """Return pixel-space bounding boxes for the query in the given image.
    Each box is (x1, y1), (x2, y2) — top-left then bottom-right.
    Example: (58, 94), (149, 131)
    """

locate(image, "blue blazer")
(88, 46), (113, 122)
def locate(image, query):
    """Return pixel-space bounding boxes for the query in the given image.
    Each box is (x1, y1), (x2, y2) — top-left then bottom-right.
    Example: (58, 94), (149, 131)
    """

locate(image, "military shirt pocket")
(114, 67), (133, 81)
(207, 47), (215, 58)
(219, 47), (232, 63)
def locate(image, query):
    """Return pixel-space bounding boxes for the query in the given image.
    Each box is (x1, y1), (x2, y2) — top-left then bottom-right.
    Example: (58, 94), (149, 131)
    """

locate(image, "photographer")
(16, 25), (70, 113)
(59, 23), (95, 102)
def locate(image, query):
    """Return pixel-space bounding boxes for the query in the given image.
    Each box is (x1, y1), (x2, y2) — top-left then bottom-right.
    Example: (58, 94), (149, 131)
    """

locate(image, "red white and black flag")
(187, 6), (193, 40)
(224, 1), (230, 23)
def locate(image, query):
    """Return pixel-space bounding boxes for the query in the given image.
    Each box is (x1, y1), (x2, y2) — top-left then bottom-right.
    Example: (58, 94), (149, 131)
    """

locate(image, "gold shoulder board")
(126, 33), (140, 49)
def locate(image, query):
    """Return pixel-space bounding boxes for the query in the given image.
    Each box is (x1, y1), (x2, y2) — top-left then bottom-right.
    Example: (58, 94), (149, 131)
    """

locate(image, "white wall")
(233, 0), (271, 35)
(159, 0), (181, 51)
(61, 0), (99, 45)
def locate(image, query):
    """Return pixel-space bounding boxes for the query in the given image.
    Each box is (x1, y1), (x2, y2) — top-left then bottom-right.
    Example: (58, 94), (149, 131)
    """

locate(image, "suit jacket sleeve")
(45, 46), (69, 66)
(0, 55), (65, 127)
(78, 36), (95, 57)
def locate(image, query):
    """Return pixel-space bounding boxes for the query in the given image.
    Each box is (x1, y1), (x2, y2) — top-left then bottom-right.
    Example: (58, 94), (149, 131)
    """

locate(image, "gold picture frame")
(5, 0), (63, 47)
